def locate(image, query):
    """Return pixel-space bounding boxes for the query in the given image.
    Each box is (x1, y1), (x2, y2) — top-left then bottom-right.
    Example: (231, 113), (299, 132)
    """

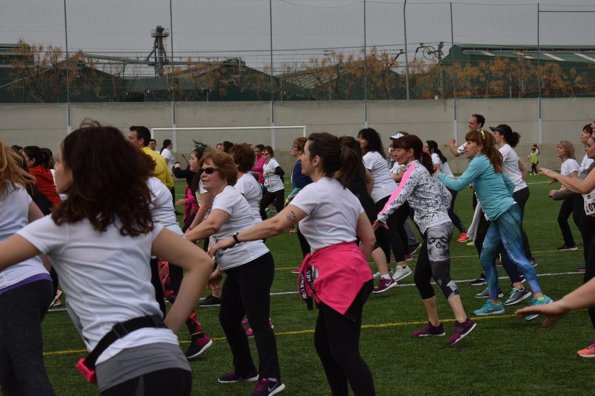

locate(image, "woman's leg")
(219, 267), (256, 376)
(314, 285), (375, 396)
(0, 280), (54, 396)
(259, 189), (276, 220)
(479, 222), (503, 302)
(497, 205), (543, 297)
(273, 189), (285, 214)
(237, 253), (281, 379)
(414, 238), (439, 325)
(558, 197), (576, 247)
(375, 198), (406, 263)
(447, 189), (467, 234)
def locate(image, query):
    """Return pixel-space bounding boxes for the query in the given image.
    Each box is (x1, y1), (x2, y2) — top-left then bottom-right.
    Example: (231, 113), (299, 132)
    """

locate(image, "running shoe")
(199, 295), (221, 307)
(408, 242), (422, 255)
(524, 295), (553, 321)
(246, 319), (274, 338)
(473, 300), (505, 316)
(557, 244), (578, 251)
(469, 275), (486, 286)
(503, 287), (531, 306)
(218, 371), (259, 384)
(577, 340), (595, 359)
(392, 265), (412, 282)
(404, 253), (413, 262)
(448, 318), (477, 345)
(474, 288), (503, 299)
(411, 322), (445, 337)
(186, 334), (213, 360)
(456, 232), (469, 243)
(251, 377), (286, 396)
(466, 240), (475, 247)
(290, 267), (300, 274)
(373, 277), (397, 294)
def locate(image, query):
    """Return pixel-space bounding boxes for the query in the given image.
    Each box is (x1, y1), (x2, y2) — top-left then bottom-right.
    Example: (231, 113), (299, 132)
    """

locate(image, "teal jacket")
(437, 154), (514, 221)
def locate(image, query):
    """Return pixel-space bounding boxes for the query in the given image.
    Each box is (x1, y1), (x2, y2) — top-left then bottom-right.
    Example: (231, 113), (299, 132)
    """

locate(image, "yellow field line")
(43, 314), (517, 357)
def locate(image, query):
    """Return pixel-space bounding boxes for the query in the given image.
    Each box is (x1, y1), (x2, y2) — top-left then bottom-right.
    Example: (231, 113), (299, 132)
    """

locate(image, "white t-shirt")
(362, 151), (396, 203)
(263, 158), (284, 193)
(160, 148), (175, 170)
(17, 218), (177, 364)
(148, 177), (182, 235)
(579, 153), (594, 179)
(290, 177), (364, 252)
(234, 173), (262, 223)
(561, 158), (580, 177)
(430, 153), (453, 177)
(499, 144), (527, 192)
(0, 186), (49, 291)
(210, 186), (269, 270)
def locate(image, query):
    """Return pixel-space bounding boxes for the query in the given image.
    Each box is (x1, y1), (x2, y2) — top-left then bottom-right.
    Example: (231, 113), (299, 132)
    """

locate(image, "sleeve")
(438, 181), (452, 208)
(431, 153), (440, 165)
(437, 156), (483, 191)
(362, 153), (374, 171)
(289, 184), (318, 215)
(16, 216), (65, 255)
(377, 164), (419, 224)
(211, 189), (237, 216)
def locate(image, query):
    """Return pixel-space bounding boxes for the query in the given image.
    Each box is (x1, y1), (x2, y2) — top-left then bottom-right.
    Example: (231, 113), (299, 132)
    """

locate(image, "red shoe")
(456, 232), (469, 243)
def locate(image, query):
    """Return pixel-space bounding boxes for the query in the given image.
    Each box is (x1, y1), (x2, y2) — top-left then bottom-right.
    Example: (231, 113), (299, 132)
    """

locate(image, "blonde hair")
(557, 140), (575, 159)
(0, 139), (35, 195)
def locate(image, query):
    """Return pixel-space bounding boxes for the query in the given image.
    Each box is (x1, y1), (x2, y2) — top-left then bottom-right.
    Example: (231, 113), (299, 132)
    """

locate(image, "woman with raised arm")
(0, 123), (213, 395)
(375, 135), (476, 345)
(537, 135), (595, 358)
(0, 140), (54, 395)
(184, 150), (284, 396)
(436, 129), (552, 320)
(210, 132), (376, 396)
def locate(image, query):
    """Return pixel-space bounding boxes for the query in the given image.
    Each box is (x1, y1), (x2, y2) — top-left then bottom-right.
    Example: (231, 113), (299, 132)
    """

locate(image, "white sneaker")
(392, 266), (412, 281)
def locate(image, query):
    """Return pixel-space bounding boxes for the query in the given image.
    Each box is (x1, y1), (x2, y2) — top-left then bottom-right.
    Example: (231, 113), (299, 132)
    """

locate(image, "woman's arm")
(0, 235), (41, 271)
(437, 157), (482, 191)
(208, 204), (308, 256)
(188, 191), (213, 230)
(27, 202), (53, 271)
(516, 277), (595, 328)
(152, 228), (213, 333)
(541, 167), (595, 194)
(184, 209), (230, 242)
(365, 169), (374, 192)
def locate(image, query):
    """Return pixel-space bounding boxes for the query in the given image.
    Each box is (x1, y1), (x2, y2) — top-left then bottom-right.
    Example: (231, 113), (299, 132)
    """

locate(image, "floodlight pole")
(363, 0), (368, 127)
(169, 0), (177, 149)
(403, 0), (410, 100)
(537, 2), (542, 144)
(269, 0), (276, 148)
(63, 0), (71, 134)
(450, 2), (457, 139)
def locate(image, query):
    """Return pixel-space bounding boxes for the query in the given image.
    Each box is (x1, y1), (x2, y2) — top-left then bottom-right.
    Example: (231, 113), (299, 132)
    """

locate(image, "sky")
(2, 0), (595, 70)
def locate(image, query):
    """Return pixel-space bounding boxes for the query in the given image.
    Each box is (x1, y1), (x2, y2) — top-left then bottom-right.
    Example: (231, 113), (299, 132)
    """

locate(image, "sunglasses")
(201, 167), (219, 174)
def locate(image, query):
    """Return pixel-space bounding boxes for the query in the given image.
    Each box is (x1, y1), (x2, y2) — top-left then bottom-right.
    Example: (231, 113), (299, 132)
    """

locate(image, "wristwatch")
(232, 232), (241, 244)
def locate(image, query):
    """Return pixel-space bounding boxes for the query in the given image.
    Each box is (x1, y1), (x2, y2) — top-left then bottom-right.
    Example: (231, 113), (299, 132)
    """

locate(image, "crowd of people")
(0, 115), (593, 396)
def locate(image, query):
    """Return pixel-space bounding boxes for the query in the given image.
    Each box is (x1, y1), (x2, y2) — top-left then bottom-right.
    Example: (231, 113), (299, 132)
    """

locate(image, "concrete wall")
(1, 98), (592, 172)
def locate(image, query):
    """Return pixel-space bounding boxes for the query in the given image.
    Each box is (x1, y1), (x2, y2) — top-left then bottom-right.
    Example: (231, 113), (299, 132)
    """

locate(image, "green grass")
(42, 175), (593, 395)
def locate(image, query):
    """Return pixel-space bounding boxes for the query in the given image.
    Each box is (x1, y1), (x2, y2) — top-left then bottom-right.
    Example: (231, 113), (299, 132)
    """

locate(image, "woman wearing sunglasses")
(436, 129), (552, 319)
(209, 133), (376, 396)
(184, 151), (284, 396)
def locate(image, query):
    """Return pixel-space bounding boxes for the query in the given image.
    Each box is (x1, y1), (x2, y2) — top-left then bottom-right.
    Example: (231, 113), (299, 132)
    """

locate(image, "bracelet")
(232, 232), (240, 244)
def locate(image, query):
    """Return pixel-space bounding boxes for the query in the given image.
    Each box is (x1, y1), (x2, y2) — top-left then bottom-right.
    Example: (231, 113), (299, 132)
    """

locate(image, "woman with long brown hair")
(0, 123), (212, 395)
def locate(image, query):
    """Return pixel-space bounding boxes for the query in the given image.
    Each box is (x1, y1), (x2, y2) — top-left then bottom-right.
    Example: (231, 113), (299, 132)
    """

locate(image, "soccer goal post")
(151, 125), (307, 153)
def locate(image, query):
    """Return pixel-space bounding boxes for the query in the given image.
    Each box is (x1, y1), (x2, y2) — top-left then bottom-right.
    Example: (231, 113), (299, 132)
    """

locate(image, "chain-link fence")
(1, 0), (594, 104)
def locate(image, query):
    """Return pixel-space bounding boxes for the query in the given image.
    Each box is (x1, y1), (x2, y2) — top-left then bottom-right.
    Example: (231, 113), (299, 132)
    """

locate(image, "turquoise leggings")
(480, 204), (542, 301)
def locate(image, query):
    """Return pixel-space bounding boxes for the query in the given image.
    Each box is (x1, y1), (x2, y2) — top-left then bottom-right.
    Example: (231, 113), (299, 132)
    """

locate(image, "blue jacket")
(437, 154), (514, 221)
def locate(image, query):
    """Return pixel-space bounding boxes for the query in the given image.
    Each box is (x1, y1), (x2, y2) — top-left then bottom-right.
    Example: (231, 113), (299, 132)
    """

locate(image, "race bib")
(583, 190), (595, 217)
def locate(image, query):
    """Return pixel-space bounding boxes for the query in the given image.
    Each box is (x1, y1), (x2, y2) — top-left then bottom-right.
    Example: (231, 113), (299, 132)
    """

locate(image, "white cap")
(390, 133), (405, 140)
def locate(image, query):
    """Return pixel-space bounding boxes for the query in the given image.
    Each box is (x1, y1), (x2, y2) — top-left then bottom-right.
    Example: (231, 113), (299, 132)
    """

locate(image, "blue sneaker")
(473, 300), (505, 316)
(524, 295), (553, 321)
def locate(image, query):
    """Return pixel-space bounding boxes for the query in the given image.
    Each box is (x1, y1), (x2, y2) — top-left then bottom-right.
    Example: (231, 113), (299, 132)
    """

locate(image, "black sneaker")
(557, 244), (578, 251)
(199, 295), (221, 307)
(469, 275), (486, 286)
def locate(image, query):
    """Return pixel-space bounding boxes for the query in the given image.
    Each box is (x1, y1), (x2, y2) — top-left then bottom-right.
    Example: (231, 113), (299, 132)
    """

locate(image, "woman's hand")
(207, 237), (235, 257)
(372, 219), (388, 231)
(515, 301), (569, 328)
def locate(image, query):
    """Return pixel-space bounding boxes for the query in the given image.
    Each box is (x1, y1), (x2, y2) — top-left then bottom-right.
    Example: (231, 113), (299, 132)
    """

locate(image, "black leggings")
(447, 189), (466, 233)
(558, 196), (580, 246)
(260, 189), (285, 220)
(101, 368), (191, 396)
(314, 281), (375, 396)
(219, 253), (281, 379)
(0, 280), (54, 396)
(582, 214), (595, 328)
(374, 197), (407, 263)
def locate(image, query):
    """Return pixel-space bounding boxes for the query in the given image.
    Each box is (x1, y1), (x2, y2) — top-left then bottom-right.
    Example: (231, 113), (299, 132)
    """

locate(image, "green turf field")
(42, 175), (593, 395)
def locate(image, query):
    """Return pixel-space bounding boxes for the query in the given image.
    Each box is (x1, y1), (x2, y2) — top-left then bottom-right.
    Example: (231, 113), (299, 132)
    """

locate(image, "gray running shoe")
(503, 287), (532, 306)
